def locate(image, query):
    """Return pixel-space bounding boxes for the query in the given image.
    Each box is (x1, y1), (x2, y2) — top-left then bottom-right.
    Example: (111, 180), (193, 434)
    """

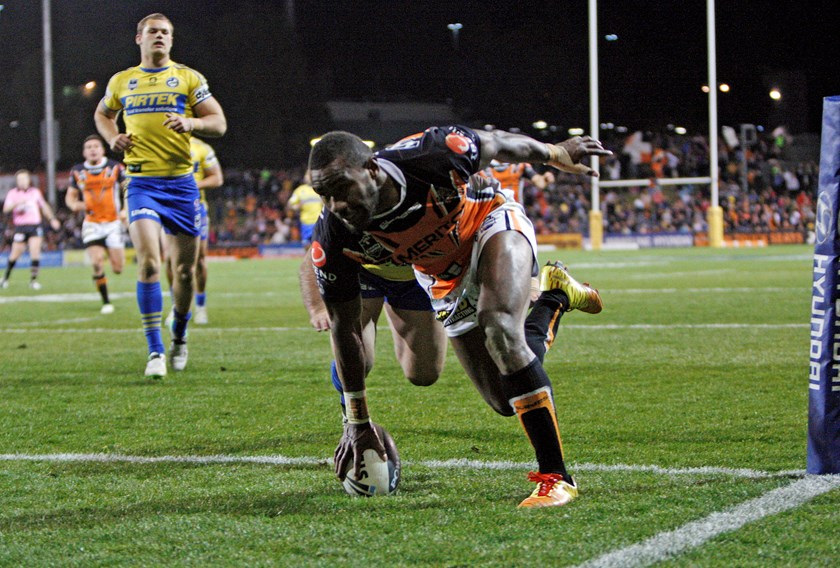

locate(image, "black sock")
(93, 274), (109, 304)
(30, 259), (40, 281)
(525, 289), (568, 362)
(502, 357), (569, 478)
(3, 259), (16, 281)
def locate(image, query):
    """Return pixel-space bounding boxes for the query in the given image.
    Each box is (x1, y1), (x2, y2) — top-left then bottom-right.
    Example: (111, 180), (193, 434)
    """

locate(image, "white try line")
(575, 474), (840, 568)
(0, 323), (808, 334)
(0, 452), (805, 479)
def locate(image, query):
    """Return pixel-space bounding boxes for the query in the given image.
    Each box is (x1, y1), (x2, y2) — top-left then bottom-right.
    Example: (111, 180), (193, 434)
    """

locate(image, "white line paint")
(575, 474), (840, 568)
(0, 322), (807, 334)
(609, 287), (796, 294)
(0, 292), (136, 304)
(0, 453), (806, 479)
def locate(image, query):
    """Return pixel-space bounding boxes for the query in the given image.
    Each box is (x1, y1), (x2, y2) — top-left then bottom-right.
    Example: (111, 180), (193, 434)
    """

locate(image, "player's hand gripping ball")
(341, 423), (401, 496)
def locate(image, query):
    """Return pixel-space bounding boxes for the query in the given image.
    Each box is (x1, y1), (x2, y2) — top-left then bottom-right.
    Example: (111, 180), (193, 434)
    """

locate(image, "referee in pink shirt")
(1, 170), (61, 290)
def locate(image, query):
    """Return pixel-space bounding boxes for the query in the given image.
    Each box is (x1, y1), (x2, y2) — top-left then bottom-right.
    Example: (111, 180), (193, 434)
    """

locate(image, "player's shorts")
(82, 220), (124, 249)
(359, 269), (433, 311)
(414, 200), (538, 338)
(126, 175), (201, 237)
(300, 222), (315, 244)
(12, 224), (43, 243)
(199, 202), (209, 242)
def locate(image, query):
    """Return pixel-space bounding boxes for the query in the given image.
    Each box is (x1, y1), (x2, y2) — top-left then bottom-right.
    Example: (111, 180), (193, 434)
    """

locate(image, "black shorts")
(359, 270), (433, 311)
(12, 224), (43, 243)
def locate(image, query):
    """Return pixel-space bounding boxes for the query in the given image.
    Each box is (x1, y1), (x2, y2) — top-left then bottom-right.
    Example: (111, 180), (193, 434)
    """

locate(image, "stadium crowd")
(0, 129), (819, 253)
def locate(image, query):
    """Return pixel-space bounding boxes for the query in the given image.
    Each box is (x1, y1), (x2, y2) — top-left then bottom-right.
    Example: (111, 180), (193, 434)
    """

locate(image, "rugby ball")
(341, 423), (401, 496)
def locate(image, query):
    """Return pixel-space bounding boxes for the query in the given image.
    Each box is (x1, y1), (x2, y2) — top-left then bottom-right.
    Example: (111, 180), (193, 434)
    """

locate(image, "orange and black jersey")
(69, 159), (125, 223)
(312, 125), (506, 303)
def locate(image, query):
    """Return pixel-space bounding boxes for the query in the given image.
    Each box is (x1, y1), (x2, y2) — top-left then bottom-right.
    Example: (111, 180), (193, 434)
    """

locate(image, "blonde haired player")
(66, 134), (127, 314)
(94, 13), (226, 378)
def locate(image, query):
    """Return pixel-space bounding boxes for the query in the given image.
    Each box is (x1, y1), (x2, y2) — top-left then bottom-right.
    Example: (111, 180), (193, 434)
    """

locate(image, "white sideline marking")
(576, 474), (840, 568)
(0, 323), (807, 334)
(0, 453), (805, 479)
(610, 287), (795, 294)
(0, 292), (135, 304)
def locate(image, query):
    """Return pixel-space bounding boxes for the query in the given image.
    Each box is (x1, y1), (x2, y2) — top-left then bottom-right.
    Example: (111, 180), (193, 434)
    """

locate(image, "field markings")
(0, 452), (805, 479)
(575, 474), (840, 568)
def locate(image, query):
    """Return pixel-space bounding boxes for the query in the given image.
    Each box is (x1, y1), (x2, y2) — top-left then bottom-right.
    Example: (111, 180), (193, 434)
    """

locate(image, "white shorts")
(82, 220), (124, 249)
(415, 200), (538, 338)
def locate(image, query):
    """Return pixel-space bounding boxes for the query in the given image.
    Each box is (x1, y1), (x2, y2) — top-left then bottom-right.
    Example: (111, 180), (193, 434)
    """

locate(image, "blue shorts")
(359, 270), (433, 311)
(300, 222), (315, 244)
(126, 176), (201, 237)
(199, 202), (209, 241)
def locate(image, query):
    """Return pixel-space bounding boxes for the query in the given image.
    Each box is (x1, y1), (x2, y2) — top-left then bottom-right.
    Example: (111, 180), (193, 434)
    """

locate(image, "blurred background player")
(485, 160), (554, 205)
(164, 136), (223, 326)
(94, 13), (227, 378)
(300, 254), (447, 419)
(287, 171), (322, 245)
(1, 170), (61, 290)
(65, 134), (127, 314)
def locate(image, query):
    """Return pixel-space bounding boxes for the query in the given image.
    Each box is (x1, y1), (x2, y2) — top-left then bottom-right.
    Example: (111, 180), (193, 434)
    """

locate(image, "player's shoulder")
(172, 63), (208, 84)
(70, 162), (87, 173)
(108, 65), (142, 83)
(190, 137), (213, 152)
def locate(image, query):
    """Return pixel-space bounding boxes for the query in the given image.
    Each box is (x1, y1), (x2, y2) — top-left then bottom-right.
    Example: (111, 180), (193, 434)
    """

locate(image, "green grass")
(0, 244), (832, 567)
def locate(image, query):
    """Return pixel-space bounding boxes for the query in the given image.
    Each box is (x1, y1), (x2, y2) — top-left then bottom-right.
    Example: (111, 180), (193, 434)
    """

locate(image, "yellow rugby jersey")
(362, 263), (417, 282)
(101, 62), (213, 177)
(288, 184), (324, 225)
(190, 137), (219, 204)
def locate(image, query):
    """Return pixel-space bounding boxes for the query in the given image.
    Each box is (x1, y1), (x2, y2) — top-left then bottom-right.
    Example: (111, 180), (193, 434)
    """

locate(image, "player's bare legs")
(451, 230), (577, 507)
(384, 303), (446, 386)
(88, 243), (114, 312)
(130, 218), (166, 377)
(194, 237), (209, 323)
(166, 234), (199, 321)
(26, 235), (43, 288)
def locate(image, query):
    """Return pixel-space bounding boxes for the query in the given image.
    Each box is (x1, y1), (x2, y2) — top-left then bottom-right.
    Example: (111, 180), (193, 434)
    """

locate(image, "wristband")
(344, 390), (370, 425)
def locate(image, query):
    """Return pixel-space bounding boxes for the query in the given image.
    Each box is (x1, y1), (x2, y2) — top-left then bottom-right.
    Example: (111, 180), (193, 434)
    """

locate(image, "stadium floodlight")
(568, 127), (585, 136)
(84, 81), (96, 91)
(769, 89), (782, 101)
(674, 126), (687, 135)
(701, 85), (711, 93)
(532, 120), (548, 130)
(719, 83), (730, 93)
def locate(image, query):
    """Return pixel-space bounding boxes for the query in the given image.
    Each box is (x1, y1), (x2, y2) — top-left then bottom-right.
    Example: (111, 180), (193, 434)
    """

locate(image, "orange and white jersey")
(312, 125), (508, 301)
(69, 158), (125, 223)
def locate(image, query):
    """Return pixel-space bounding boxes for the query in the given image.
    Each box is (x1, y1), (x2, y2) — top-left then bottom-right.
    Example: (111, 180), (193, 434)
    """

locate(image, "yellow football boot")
(518, 472), (578, 508)
(538, 261), (603, 314)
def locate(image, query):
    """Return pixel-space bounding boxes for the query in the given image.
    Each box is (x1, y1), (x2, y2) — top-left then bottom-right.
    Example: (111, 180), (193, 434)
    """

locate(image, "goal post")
(808, 95), (840, 474)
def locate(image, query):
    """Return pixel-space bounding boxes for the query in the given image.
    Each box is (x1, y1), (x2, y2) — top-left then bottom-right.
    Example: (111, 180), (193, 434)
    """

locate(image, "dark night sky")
(1, 0), (839, 168)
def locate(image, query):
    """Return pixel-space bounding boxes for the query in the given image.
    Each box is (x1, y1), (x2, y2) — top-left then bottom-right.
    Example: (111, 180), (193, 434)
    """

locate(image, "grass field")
(1, 244), (837, 566)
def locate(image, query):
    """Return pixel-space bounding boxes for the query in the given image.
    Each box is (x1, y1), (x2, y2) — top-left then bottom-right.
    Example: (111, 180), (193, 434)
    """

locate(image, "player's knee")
(406, 371), (438, 387)
(138, 258), (160, 280)
(486, 395), (515, 417)
(174, 263), (195, 283)
(478, 309), (522, 352)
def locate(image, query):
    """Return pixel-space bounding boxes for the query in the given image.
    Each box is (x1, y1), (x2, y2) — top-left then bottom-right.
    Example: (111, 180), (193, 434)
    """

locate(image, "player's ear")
(365, 157), (379, 175)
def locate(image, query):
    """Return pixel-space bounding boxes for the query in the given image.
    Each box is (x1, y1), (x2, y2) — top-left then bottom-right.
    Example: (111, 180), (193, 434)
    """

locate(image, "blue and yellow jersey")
(101, 62), (213, 178)
(362, 262), (416, 282)
(190, 137), (219, 204)
(288, 184), (324, 225)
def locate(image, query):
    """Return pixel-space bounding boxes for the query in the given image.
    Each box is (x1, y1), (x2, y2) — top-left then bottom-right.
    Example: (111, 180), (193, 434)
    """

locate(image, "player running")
(288, 171), (322, 245)
(94, 13), (227, 378)
(66, 134), (127, 314)
(309, 126), (608, 508)
(1, 170), (61, 290)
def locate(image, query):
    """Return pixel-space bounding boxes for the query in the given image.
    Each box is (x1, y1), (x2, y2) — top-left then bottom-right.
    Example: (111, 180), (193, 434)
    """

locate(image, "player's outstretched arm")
(475, 129), (612, 176)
